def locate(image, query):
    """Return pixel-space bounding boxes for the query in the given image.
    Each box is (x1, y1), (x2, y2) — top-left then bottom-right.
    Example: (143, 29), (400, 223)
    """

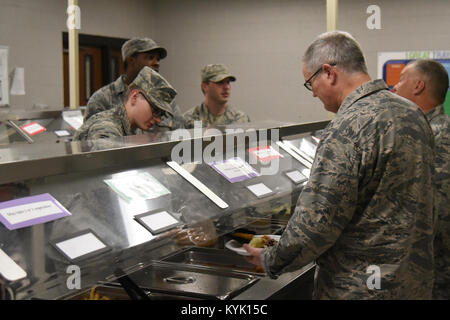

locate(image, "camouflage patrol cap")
(130, 66), (177, 117)
(122, 37), (167, 61)
(201, 64), (236, 83)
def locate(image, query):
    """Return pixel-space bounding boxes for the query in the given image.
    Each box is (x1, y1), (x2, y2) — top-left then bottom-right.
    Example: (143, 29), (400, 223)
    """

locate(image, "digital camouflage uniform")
(85, 75), (185, 131)
(74, 66), (176, 141)
(427, 104), (450, 300)
(73, 105), (132, 141)
(183, 102), (250, 128)
(262, 79), (436, 299)
(184, 64), (250, 128)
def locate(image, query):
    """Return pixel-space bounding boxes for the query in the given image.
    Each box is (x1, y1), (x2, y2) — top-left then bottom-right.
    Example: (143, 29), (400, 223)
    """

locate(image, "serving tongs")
(113, 268), (151, 300)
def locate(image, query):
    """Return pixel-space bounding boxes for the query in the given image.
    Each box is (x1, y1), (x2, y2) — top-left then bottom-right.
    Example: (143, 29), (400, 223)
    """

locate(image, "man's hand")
(243, 244), (264, 269)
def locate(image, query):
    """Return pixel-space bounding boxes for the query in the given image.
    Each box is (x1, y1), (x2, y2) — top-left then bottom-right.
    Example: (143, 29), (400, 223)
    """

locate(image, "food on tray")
(249, 235), (278, 248)
(231, 232), (254, 240)
(83, 286), (111, 300)
(173, 220), (218, 247)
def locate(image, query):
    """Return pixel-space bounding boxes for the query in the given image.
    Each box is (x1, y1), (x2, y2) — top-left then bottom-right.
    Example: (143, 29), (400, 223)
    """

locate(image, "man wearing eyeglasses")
(84, 37), (185, 131)
(244, 31), (436, 299)
(73, 66), (176, 141)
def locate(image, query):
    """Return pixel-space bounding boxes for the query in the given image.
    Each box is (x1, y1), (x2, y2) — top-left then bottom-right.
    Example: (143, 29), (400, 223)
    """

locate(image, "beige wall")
(154, 0), (450, 123)
(0, 0), (155, 110)
(153, 0), (329, 123)
(1, 0), (450, 123)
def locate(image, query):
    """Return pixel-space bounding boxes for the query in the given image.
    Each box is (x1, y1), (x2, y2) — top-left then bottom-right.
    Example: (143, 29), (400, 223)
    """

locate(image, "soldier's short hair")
(410, 59), (449, 104)
(303, 30), (368, 75)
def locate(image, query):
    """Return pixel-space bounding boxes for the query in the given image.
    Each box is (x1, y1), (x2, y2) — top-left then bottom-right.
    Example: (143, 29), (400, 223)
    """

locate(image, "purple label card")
(209, 157), (259, 183)
(0, 193), (72, 230)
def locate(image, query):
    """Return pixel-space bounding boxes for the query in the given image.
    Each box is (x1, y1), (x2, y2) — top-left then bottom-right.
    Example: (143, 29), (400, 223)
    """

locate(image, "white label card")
(55, 232), (106, 260)
(246, 183), (273, 198)
(62, 110), (84, 130)
(140, 211), (179, 233)
(0, 248), (27, 281)
(286, 170), (308, 183)
(54, 130), (71, 137)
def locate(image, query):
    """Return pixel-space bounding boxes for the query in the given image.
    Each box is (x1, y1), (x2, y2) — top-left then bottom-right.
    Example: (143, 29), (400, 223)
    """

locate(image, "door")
(62, 33), (127, 108)
(63, 46), (103, 107)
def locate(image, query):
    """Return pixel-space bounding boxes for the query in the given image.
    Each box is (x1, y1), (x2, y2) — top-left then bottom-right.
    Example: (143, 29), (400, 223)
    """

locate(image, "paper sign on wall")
(0, 193), (72, 230)
(0, 46), (9, 106)
(10, 67), (25, 95)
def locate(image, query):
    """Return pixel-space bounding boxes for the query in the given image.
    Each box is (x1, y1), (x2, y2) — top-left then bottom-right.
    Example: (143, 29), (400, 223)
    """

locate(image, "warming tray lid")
(114, 261), (259, 300)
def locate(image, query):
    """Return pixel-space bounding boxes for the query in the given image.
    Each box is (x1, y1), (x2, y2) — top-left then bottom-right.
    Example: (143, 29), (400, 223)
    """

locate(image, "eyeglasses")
(303, 63), (336, 91)
(139, 92), (163, 118)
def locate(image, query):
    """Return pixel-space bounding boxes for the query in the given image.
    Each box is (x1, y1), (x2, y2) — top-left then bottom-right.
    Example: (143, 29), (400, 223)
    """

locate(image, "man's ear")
(127, 56), (136, 68)
(201, 82), (208, 95)
(129, 89), (140, 105)
(412, 80), (425, 95)
(323, 64), (337, 85)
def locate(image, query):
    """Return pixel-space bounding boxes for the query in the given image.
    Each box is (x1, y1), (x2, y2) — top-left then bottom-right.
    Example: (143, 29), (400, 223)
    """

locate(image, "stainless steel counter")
(0, 120), (328, 300)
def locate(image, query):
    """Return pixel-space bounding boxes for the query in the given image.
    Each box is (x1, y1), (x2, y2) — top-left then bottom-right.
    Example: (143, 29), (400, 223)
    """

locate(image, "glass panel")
(84, 55), (93, 99)
(0, 122), (28, 145)
(110, 56), (119, 82)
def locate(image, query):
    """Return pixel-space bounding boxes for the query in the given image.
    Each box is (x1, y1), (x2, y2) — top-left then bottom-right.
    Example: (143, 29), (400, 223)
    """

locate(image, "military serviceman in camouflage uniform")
(183, 64), (250, 128)
(84, 37), (184, 131)
(393, 59), (450, 299)
(244, 31), (436, 299)
(73, 66), (176, 141)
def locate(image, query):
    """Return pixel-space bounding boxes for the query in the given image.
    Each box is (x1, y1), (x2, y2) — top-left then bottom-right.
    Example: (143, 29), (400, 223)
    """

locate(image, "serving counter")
(0, 108), (81, 146)
(0, 119), (328, 300)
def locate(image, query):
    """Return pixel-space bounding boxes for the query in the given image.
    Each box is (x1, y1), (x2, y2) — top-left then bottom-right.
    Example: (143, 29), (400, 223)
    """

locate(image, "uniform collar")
(425, 104), (444, 122)
(202, 102), (234, 117)
(113, 75), (128, 94)
(337, 79), (389, 115)
(115, 104), (134, 135)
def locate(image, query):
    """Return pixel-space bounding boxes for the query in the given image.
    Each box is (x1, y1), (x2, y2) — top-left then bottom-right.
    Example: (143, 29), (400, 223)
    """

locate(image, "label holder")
(134, 209), (182, 235)
(284, 169), (308, 185)
(246, 182), (274, 199)
(50, 229), (110, 263)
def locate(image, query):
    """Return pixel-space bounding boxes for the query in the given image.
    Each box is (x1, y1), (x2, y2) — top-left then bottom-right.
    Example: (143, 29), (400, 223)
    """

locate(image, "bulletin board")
(378, 50), (450, 115)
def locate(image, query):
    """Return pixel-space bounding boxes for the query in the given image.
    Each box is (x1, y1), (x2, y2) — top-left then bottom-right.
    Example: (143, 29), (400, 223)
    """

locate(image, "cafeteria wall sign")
(0, 45), (8, 107)
(378, 50), (450, 115)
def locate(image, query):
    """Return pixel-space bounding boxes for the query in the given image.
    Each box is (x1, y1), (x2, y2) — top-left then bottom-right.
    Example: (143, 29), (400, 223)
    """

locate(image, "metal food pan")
(118, 261), (259, 300)
(160, 247), (265, 276)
